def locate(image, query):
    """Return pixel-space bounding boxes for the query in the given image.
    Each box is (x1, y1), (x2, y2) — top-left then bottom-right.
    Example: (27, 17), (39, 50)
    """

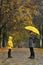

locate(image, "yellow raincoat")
(7, 36), (13, 49)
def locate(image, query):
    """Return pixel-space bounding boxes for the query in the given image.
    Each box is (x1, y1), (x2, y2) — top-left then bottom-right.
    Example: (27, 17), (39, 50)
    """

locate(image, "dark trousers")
(8, 49), (11, 58)
(30, 47), (35, 57)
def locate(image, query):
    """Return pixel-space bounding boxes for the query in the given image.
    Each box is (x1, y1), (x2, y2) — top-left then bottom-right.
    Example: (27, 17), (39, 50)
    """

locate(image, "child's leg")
(8, 49), (11, 58)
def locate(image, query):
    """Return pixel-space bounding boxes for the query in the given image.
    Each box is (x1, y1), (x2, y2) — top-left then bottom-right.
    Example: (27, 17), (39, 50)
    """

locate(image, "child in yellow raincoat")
(7, 36), (13, 58)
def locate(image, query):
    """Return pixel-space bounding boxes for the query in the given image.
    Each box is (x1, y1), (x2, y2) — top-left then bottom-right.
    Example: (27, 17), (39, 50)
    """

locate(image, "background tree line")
(0, 0), (43, 48)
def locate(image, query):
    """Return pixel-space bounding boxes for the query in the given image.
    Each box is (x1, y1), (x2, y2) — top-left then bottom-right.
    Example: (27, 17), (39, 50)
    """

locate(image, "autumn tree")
(0, 0), (39, 47)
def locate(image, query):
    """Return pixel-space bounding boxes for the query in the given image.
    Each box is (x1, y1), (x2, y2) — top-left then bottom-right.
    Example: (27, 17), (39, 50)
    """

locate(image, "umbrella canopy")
(25, 26), (40, 35)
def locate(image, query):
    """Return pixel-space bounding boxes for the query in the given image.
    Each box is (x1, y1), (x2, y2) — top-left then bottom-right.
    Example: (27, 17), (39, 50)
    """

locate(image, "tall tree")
(0, 0), (40, 47)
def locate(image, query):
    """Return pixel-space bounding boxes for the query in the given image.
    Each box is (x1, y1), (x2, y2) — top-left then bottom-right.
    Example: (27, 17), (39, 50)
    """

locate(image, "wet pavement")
(0, 48), (43, 65)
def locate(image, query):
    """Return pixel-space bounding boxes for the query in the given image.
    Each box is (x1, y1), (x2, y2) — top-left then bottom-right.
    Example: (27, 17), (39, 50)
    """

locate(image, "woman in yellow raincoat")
(7, 36), (13, 58)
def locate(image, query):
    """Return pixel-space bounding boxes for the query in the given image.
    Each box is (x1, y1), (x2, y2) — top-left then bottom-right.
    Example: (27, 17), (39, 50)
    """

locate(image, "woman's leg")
(30, 47), (35, 58)
(32, 48), (35, 57)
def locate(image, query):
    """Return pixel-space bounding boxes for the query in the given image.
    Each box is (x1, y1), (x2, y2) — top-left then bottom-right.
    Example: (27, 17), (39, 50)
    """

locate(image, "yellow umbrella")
(25, 26), (40, 35)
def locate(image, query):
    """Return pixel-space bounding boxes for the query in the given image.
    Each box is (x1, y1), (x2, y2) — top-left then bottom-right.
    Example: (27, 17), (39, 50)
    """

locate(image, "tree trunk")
(2, 32), (6, 47)
(0, 30), (1, 48)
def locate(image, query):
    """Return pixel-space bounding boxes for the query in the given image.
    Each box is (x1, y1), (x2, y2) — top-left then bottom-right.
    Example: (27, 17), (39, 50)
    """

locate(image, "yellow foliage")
(18, 6), (25, 13)
(13, 19), (16, 22)
(4, 9), (9, 13)
(33, 10), (38, 15)
(10, 2), (14, 6)
(32, 5), (37, 9)
(16, 16), (21, 21)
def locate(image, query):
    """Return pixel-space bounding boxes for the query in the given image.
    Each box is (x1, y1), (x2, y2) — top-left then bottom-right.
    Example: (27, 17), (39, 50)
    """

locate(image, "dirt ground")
(0, 48), (43, 65)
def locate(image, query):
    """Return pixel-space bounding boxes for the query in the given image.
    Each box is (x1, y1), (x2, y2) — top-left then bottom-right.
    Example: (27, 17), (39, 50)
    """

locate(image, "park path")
(0, 48), (43, 65)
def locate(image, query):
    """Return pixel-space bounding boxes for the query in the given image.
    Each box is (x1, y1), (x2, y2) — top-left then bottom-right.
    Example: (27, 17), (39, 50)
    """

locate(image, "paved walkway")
(0, 48), (43, 65)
